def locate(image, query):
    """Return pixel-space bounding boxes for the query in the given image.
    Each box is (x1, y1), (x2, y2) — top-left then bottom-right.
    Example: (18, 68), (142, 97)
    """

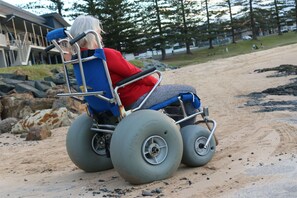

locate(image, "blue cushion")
(149, 92), (201, 110)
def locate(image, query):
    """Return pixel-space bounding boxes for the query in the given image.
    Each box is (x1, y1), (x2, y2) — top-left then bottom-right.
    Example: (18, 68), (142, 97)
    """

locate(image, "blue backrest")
(73, 49), (120, 117)
(46, 28), (120, 117)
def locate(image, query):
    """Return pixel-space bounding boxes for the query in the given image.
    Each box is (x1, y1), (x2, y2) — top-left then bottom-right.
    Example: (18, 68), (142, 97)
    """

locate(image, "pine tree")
(18, 0), (65, 16)
(69, 0), (99, 18)
(96, 0), (140, 53)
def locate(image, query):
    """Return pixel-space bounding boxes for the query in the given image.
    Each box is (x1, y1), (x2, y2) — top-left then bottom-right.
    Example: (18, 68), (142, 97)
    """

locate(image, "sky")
(2, 0), (226, 23)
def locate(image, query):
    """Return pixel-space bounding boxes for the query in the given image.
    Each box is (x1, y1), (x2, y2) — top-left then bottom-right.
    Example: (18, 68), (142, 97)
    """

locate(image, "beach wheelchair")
(45, 28), (217, 184)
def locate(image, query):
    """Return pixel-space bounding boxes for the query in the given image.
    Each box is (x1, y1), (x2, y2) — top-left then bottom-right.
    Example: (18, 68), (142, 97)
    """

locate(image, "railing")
(3, 31), (50, 65)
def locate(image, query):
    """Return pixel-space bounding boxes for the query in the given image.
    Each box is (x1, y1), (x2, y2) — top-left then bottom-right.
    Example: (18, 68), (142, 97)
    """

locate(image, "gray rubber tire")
(110, 110), (183, 184)
(181, 125), (216, 167)
(66, 113), (113, 172)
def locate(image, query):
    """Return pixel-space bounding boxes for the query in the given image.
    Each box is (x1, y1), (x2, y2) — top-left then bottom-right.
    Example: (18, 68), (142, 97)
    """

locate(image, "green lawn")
(163, 32), (297, 67)
(0, 64), (63, 80)
(1, 32), (297, 80)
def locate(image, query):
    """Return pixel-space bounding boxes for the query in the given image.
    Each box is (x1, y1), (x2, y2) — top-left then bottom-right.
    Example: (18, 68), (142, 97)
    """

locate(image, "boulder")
(46, 85), (65, 98)
(52, 97), (87, 113)
(1, 78), (24, 86)
(0, 101), (2, 120)
(34, 81), (52, 92)
(44, 75), (65, 85)
(11, 107), (77, 134)
(0, 80), (15, 93)
(0, 117), (18, 133)
(1, 93), (34, 119)
(25, 126), (52, 141)
(0, 73), (28, 80)
(15, 83), (46, 98)
(0, 93), (55, 119)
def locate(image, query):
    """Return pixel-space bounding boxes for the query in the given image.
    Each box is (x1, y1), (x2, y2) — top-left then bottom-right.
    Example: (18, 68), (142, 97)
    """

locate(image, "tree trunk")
(205, 0), (213, 49)
(295, 0), (297, 33)
(181, 0), (192, 54)
(249, 0), (257, 40)
(274, 0), (282, 35)
(227, 0), (236, 43)
(155, 0), (166, 60)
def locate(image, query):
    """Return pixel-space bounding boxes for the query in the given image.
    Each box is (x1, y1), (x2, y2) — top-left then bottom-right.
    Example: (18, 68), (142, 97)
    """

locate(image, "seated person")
(69, 15), (197, 124)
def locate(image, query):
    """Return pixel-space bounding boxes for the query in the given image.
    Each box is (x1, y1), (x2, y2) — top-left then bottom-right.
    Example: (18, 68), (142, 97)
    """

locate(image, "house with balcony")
(0, 0), (70, 67)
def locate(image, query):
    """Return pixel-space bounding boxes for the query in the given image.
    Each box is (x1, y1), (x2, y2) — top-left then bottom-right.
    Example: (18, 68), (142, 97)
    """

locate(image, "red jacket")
(104, 48), (158, 107)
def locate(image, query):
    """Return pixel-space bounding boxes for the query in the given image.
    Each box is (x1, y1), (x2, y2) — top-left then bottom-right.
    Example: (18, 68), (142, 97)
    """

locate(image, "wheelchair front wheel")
(66, 113), (113, 172)
(110, 110), (183, 184)
(181, 125), (216, 167)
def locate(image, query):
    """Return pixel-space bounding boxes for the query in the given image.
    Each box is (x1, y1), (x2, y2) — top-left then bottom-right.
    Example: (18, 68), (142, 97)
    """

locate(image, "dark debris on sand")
(245, 64), (297, 112)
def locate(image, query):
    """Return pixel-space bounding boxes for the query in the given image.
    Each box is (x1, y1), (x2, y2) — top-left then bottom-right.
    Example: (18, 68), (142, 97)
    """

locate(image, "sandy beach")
(1, 44), (297, 198)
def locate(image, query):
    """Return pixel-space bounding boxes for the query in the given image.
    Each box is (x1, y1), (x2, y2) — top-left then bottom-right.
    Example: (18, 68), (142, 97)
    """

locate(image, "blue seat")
(149, 92), (200, 111)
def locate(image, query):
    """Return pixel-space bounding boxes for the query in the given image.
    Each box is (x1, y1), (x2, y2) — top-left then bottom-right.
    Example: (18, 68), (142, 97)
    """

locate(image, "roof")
(0, 0), (70, 29)
(41, 13), (70, 27)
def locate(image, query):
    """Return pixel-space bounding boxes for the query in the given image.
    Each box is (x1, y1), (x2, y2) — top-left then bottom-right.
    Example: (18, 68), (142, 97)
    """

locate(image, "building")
(0, 0), (70, 67)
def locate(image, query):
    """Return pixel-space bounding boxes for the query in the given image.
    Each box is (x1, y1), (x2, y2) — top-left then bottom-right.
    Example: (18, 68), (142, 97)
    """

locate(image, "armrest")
(116, 67), (156, 87)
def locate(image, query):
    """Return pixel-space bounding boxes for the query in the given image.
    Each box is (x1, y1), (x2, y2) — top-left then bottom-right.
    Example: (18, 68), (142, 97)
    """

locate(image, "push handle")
(69, 32), (86, 45)
(45, 44), (55, 52)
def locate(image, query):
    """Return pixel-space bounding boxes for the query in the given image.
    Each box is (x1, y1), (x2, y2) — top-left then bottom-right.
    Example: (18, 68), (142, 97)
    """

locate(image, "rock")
(1, 93), (34, 119)
(0, 80), (15, 93)
(142, 59), (174, 71)
(52, 97), (86, 113)
(11, 107), (77, 134)
(28, 98), (55, 111)
(44, 75), (65, 85)
(142, 190), (153, 196)
(0, 90), (6, 96)
(1, 78), (24, 86)
(25, 126), (52, 141)
(0, 73), (28, 80)
(40, 80), (56, 88)
(15, 83), (46, 98)
(46, 85), (65, 98)
(0, 101), (2, 120)
(0, 117), (18, 133)
(1, 93), (55, 119)
(34, 81), (52, 92)
(18, 106), (33, 119)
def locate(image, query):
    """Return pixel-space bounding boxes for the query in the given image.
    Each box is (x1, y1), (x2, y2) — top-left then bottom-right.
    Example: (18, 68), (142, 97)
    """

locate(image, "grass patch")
(0, 64), (63, 80)
(163, 32), (297, 67)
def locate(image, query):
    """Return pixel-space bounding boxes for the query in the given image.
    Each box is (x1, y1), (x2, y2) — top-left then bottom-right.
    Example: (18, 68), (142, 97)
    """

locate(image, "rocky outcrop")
(0, 117), (18, 134)
(1, 92), (55, 119)
(11, 107), (77, 134)
(142, 59), (178, 71)
(0, 71), (82, 139)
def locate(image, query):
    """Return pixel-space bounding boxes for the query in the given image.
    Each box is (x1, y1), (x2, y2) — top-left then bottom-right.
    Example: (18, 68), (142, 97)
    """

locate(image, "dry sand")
(1, 44), (297, 198)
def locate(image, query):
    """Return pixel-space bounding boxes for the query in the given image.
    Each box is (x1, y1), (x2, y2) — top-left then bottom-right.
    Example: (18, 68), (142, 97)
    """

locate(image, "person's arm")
(105, 49), (157, 85)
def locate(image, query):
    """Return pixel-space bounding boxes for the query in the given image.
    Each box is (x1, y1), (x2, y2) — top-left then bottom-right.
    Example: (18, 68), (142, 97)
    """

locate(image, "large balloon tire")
(66, 113), (113, 172)
(181, 125), (216, 167)
(110, 110), (183, 184)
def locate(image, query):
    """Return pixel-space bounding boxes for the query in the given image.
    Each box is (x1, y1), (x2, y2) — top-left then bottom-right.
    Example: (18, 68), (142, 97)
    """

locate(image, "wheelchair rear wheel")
(66, 113), (113, 172)
(181, 125), (216, 167)
(110, 110), (183, 184)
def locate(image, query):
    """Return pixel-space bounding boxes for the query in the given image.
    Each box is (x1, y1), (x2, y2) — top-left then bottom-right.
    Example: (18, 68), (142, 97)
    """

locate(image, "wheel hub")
(92, 133), (111, 156)
(194, 137), (210, 156)
(142, 135), (168, 165)
(148, 143), (161, 157)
